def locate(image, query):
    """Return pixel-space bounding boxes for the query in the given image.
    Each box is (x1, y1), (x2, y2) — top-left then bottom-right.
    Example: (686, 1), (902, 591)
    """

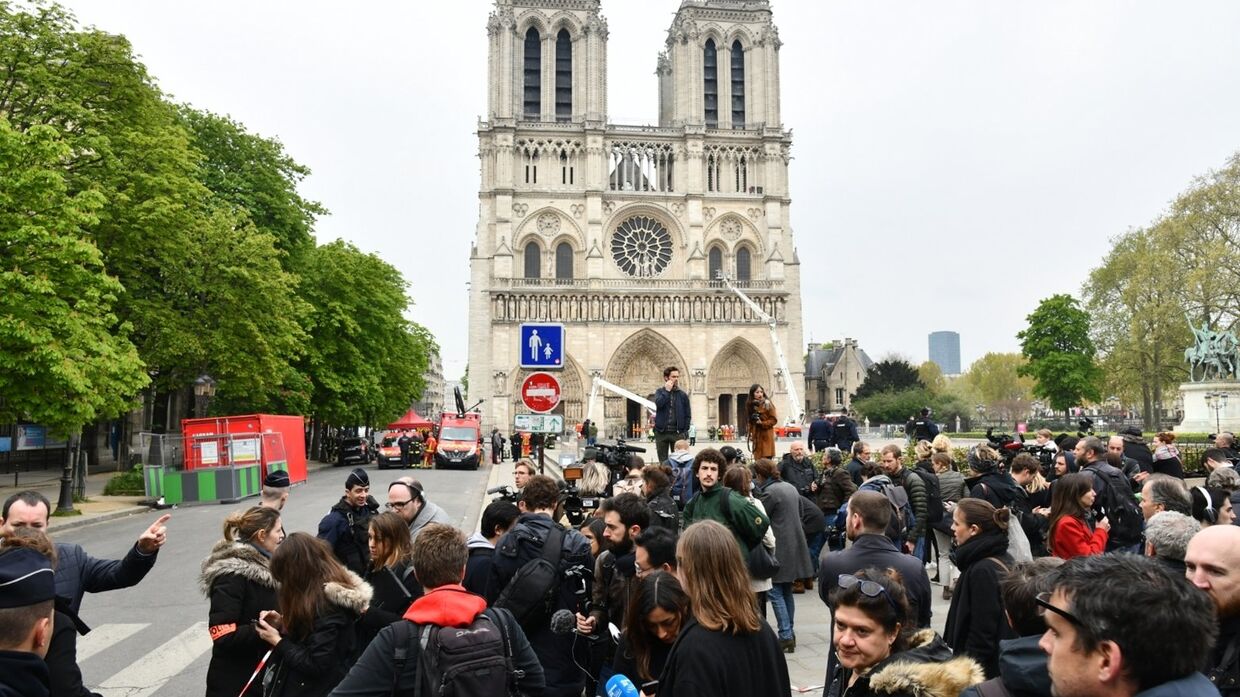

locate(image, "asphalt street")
(55, 463), (492, 697)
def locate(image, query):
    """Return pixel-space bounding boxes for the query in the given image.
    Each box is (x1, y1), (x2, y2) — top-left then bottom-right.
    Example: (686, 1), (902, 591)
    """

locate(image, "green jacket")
(683, 485), (770, 553)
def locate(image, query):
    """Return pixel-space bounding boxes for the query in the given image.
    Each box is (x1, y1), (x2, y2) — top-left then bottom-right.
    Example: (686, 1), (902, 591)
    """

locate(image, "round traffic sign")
(520, 372), (562, 413)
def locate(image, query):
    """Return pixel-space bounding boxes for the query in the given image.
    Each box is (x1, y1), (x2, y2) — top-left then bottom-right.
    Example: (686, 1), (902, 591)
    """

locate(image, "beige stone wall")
(471, 1), (804, 440)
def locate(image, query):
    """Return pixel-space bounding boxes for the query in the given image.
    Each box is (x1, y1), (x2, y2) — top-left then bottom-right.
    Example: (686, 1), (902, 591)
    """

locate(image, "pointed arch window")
(708, 246), (723, 284)
(736, 246), (752, 283)
(555, 242), (574, 280)
(731, 41), (745, 129)
(703, 39), (718, 127)
(523, 28), (541, 120)
(555, 29), (572, 122)
(524, 241), (541, 279)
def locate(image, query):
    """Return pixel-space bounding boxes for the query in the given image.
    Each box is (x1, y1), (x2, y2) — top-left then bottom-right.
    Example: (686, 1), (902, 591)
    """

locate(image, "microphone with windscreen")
(549, 608), (577, 635)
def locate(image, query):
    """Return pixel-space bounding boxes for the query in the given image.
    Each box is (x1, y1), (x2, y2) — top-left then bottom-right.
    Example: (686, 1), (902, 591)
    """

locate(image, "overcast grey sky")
(61, 1), (1240, 382)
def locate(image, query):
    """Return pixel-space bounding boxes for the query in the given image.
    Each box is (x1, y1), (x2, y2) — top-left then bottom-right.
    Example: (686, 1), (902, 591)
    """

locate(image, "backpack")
(858, 478), (913, 543)
(668, 458), (694, 507)
(389, 608), (521, 697)
(492, 526), (564, 628)
(911, 466), (944, 525)
(1089, 464), (1144, 547)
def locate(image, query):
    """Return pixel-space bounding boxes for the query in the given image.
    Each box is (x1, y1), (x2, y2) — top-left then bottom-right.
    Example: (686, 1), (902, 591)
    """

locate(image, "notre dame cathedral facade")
(467, 0), (804, 439)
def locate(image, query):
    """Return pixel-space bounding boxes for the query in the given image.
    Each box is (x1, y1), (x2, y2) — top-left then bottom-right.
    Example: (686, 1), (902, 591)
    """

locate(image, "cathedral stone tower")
(469, 0), (804, 440)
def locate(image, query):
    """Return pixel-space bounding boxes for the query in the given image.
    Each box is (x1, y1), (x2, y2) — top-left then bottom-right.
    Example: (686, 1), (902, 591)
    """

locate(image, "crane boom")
(718, 272), (804, 424)
(586, 376), (656, 425)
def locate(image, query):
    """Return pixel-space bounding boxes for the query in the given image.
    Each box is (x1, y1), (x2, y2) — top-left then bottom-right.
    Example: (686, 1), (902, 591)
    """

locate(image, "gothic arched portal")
(706, 337), (769, 436)
(603, 329), (687, 439)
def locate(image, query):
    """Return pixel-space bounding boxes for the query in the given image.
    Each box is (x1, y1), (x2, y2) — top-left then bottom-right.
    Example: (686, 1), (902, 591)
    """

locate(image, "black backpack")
(911, 466), (944, 525)
(492, 526), (564, 628)
(389, 609), (522, 697)
(1089, 464), (1143, 547)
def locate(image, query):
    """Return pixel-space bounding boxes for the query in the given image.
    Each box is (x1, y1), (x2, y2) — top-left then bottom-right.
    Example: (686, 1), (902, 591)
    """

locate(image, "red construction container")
(180, 414), (307, 484)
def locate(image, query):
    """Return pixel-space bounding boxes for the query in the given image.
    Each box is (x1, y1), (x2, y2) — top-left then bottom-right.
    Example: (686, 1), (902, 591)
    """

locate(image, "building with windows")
(468, 0), (804, 438)
(414, 350), (444, 418)
(804, 339), (873, 415)
(928, 331), (961, 376)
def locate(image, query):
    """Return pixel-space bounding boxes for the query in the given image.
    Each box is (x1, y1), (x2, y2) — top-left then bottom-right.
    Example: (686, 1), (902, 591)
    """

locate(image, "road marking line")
(94, 621), (212, 697)
(77, 623), (149, 662)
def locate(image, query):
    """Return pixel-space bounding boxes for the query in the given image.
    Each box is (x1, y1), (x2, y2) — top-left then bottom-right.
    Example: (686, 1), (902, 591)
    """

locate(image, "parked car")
(337, 436), (372, 467)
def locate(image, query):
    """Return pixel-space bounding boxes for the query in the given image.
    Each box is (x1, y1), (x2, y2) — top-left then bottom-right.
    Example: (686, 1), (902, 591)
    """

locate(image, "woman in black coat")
(256, 533), (373, 697)
(356, 512), (419, 649)
(200, 507), (284, 697)
(942, 499), (1015, 679)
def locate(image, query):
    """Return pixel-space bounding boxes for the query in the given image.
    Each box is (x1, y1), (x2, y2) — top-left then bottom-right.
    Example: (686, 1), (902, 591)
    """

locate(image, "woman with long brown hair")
(1046, 472), (1109, 559)
(744, 383), (778, 460)
(356, 512), (419, 647)
(255, 532), (371, 697)
(658, 520), (790, 696)
(612, 570), (690, 686)
(200, 506), (283, 697)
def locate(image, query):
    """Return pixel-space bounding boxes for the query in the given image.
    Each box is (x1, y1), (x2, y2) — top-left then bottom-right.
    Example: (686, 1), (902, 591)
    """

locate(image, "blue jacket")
(959, 635), (1050, 697)
(1134, 673), (1220, 697)
(54, 542), (156, 618)
(807, 418), (833, 445)
(818, 533), (932, 629)
(654, 387), (691, 433)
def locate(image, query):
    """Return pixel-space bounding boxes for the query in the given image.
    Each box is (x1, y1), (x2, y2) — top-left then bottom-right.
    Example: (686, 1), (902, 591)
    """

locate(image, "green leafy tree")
(917, 361), (946, 396)
(1017, 295), (1103, 420)
(178, 107), (325, 273)
(852, 387), (970, 428)
(963, 352), (1035, 422)
(853, 358), (923, 401)
(1083, 225), (1190, 428)
(299, 240), (436, 428)
(0, 118), (149, 435)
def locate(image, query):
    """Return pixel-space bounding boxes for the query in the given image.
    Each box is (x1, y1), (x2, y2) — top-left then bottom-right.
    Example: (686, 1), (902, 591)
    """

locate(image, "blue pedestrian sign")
(519, 323), (565, 369)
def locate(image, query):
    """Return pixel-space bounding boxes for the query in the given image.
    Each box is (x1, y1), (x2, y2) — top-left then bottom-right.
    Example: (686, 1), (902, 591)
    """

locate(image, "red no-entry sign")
(520, 372), (561, 414)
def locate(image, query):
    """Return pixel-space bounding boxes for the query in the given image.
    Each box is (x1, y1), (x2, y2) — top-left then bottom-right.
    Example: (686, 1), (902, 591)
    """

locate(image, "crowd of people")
(2, 416), (1239, 697)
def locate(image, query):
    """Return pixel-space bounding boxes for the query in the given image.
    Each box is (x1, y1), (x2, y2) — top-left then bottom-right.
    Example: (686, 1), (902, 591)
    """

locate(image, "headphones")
(1195, 486), (1217, 525)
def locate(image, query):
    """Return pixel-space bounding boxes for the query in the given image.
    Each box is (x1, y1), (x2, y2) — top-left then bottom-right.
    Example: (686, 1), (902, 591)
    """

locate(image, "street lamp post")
(1205, 392), (1230, 434)
(194, 374), (217, 418)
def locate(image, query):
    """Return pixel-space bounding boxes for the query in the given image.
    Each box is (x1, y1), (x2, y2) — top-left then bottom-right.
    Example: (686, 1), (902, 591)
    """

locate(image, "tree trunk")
(309, 417), (322, 463)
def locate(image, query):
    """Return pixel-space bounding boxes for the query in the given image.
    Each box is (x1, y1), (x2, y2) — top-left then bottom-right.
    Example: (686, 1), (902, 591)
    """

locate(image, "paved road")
(56, 464), (492, 697)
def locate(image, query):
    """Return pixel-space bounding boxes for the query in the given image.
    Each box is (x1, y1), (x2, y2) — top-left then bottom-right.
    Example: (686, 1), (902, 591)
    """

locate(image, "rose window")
(611, 216), (672, 278)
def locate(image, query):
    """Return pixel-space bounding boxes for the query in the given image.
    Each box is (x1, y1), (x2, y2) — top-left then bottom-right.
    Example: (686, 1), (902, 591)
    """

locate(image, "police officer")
(911, 408), (939, 443)
(832, 408), (860, 454)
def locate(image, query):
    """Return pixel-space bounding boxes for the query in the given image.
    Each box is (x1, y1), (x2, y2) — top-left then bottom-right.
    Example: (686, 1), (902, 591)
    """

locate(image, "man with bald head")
(1186, 525), (1240, 694)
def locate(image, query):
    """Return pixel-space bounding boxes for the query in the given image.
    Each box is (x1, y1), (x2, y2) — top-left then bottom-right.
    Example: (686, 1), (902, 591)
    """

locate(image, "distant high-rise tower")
(928, 331), (961, 375)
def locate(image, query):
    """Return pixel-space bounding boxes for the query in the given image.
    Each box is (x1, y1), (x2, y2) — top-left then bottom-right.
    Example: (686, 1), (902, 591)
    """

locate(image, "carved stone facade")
(469, 0), (804, 438)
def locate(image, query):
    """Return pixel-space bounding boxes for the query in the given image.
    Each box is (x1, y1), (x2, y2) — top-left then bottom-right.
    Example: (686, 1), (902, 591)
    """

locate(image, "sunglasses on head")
(1036, 591), (1086, 629)
(838, 574), (899, 615)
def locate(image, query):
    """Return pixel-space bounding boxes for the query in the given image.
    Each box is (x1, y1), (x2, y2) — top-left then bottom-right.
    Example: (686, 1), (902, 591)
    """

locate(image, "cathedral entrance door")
(718, 395), (732, 431)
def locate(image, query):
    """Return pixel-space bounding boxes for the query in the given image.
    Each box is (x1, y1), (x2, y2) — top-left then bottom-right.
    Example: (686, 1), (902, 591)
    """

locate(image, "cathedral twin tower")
(468, 0), (805, 439)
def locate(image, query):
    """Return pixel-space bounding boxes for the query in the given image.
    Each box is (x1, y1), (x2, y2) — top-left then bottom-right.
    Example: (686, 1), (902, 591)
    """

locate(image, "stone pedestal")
(1176, 381), (1240, 434)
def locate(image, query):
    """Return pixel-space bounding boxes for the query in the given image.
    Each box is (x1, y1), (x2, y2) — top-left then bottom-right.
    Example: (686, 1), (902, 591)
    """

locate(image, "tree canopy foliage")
(854, 358), (923, 401)
(1017, 295), (1103, 414)
(0, 2), (432, 435)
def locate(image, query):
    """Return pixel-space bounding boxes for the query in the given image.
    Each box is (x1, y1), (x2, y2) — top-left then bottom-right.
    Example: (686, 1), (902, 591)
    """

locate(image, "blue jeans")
(912, 536), (926, 561)
(807, 532), (826, 574)
(768, 581), (795, 641)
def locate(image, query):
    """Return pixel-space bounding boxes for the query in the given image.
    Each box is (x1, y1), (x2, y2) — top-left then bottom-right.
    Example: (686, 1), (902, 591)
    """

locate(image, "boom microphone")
(550, 608), (576, 635)
(486, 485), (508, 495)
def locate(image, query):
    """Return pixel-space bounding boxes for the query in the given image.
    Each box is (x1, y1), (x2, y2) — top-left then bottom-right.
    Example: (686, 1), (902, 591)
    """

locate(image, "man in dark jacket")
(807, 411), (833, 452)
(960, 557), (1062, 697)
(814, 448), (857, 552)
(328, 524), (544, 697)
(779, 442), (817, 495)
(2, 491), (165, 617)
(486, 475), (592, 697)
(832, 409), (860, 455)
(879, 444), (928, 556)
(1118, 426), (1155, 474)
(1186, 525), (1240, 697)
(653, 366), (691, 463)
(317, 469), (379, 576)
(846, 442), (871, 487)
(818, 491), (931, 628)
(577, 493), (650, 636)
(910, 407), (940, 442)
(1040, 555), (1219, 697)
(462, 501), (519, 597)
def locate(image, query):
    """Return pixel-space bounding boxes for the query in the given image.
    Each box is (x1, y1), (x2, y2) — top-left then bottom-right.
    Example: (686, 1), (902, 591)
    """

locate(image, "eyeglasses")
(635, 561), (655, 578)
(1036, 591), (1085, 629)
(385, 500), (412, 509)
(838, 574), (899, 614)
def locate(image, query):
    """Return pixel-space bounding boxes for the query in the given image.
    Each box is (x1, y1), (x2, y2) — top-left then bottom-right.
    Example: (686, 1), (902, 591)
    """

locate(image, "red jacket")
(1050, 516), (1108, 559)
